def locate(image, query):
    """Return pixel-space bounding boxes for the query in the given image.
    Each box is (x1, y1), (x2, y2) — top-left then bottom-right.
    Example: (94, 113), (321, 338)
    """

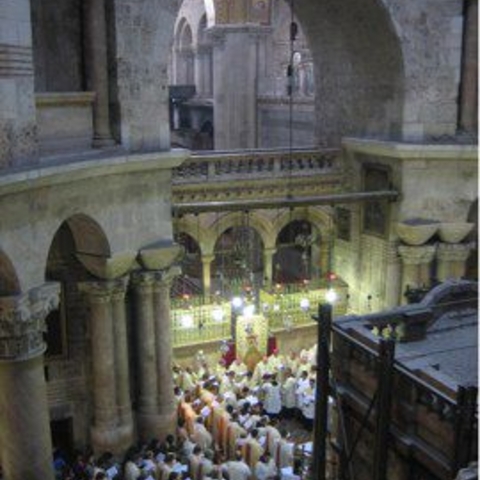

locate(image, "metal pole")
(312, 303), (332, 480)
(372, 339), (395, 480)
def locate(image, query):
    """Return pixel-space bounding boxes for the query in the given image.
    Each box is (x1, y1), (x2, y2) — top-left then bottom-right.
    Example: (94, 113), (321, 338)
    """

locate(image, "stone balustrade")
(172, 147), (341, 184)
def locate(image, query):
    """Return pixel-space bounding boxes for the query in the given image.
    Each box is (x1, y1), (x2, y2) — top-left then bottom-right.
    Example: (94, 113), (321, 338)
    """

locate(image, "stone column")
(383, 243), (402, 309)
(459, 0), (478, 133)
(0, 0), (37, 168)
(80, 280), (123, 454)
(263, 248), (276, 289)
(201, 254), (215, 299)
(152, 266), (181, 439)
(210, 25), (270, 149)
(436, 243), (472, 281)
(0, 283), (60, 480)
(130, 271), (159, 440)
(111, 277), (134, 449)
(83, 0), (114, 146)
(398, 245), (436, 303)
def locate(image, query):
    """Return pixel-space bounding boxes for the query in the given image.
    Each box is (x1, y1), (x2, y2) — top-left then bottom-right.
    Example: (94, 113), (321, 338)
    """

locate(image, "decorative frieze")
(0, 283), (60, 361)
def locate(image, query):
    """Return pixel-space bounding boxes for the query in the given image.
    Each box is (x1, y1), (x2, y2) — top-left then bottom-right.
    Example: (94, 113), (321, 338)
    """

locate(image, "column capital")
(0, 283), (60, 361)
(138, 243), (183, 271)
(79, 278), (128, 302)
(436, 242), (473, 262)
(156, 265), (182, 286)
(201, 254), (215, 264)
(398, 245), (436, 265)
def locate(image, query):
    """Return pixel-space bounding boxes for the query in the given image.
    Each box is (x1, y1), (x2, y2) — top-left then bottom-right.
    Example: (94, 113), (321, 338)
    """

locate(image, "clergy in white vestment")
(254, 453), (278, 480)
(192, 416), (213, 452)
(262, 376), (282, 417)
(281, 369), (297, 417)
(222, 452), (252, 480)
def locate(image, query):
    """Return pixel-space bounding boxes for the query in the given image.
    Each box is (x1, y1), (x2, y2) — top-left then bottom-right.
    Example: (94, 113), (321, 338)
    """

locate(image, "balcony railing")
(172, 147), (341, 184)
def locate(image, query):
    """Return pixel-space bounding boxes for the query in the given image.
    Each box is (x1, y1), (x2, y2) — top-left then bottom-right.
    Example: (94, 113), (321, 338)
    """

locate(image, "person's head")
(193, 445), (202, 455)
(165, 453), (176, 464)
(235, 451), (243, 462)
(168, 472), (181, 480)
(251, 429), (258, 439)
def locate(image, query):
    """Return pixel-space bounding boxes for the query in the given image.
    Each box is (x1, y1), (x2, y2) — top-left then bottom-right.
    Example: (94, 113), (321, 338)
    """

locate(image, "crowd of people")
(50, 345), (319, 480)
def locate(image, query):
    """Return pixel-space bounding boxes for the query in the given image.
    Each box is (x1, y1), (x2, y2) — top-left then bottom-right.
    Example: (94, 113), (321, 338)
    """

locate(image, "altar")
(235, 314), (268, 371)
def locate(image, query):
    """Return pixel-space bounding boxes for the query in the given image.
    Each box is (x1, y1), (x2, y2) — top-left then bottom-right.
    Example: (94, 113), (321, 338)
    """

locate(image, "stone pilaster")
(436, 243), (472, 281)
(201, 254), (215, 299)
(0, 0), (37, 168)
(80, 279), (127, 455)
(398, 245), (436, 303)
(459, 0), (478, 133)
(0, 283), (60, 480)
(210, 25), (271, 149)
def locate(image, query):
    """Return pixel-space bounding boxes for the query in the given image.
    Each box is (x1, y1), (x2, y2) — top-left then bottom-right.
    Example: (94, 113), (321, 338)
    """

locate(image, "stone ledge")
(342, 137), (478, 160)
(0, 148), (190, 198)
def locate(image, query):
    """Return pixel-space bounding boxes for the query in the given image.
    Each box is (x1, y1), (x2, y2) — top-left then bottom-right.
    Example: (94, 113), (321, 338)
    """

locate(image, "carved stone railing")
(172, 147), (341, 184)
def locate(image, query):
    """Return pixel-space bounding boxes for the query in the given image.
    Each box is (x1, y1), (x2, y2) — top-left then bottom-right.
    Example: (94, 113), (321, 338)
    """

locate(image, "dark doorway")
(51, 417), (74, 460)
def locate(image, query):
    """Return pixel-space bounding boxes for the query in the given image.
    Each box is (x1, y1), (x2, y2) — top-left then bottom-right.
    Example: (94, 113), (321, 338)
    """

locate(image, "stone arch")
(43, 213), (110, 365)
(273, 206), (334, 241)
(174, 17), (195, 85)
(0, 250), (21, 296)
(290, 0), (404, 145)
(272, 207), (335, 282)
(205, 211), (275, 255)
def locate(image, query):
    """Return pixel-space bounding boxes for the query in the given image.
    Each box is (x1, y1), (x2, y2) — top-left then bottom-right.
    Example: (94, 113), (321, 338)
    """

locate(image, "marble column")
(0, 283), (60, 480)
(152, 267), (181, 439)
(83, 0), (114, 146)
(398, 245), (436, 303)
(130, 271), (159, 440)
(111, 277), (134, 449)
(80, 280), (124, 454)
(436, 243), (472, 281)
(263, 248), (276, 290)
(201, 254), (215, 299)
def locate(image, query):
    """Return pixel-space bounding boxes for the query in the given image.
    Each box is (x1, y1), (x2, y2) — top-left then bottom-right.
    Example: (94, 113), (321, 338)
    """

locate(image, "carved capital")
(398, 245), (436, 265)
(436, 243), (472, 263)
(79, 278), (128, 303)
(154, 265), (183, 289)
(0, 283), (61, 361)
(130, 270), (156, 291)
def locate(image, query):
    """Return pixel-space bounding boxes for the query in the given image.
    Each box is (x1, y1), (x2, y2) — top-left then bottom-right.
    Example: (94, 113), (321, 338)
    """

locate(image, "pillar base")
(136, 410), (177, 442)
(91, 423), (133, 456)
(92, 135), (116, 148)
